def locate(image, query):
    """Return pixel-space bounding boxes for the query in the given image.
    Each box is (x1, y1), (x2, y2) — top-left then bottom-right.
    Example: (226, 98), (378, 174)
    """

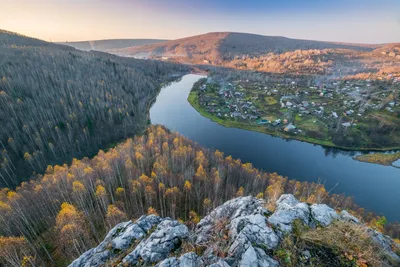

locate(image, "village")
(192, 74), (400, 148)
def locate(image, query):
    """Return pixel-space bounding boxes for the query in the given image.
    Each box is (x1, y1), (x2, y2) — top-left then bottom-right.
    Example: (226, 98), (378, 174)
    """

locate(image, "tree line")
(0, 125), (397, 266)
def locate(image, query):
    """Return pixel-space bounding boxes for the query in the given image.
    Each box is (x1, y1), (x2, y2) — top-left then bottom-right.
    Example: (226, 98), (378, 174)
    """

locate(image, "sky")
(1, 0), (400, 44)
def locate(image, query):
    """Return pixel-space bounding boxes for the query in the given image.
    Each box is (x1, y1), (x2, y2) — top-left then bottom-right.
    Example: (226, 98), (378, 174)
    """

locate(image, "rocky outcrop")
(196, 196), (279, 266)
(70, 195), (400, 267)
(122, 219), (189, 265)
(267, 194), (311, 234)
(69, 215), (161, 267)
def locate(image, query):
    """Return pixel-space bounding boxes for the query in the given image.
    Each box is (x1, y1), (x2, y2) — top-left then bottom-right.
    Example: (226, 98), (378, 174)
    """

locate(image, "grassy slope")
(188, 91), (400, 152)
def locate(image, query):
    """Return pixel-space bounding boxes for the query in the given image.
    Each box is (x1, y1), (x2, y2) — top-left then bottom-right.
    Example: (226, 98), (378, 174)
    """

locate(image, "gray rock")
(196, 196), (270, 244)
(339, 210), (360, 224)
(69, 215), (161, 267)
(156, 252), (204, 267)
(123, 219), (189, 265)
(239, 246), (279, 267)
(302, 250), (311, 260)
(310, 204), (338, 226)
(268, 194), (311, 233)
(229, 214), (279, 256)
(208, 260), (231, 267)
(71, 194), (400, 267)
(196, 196), (279, 267)
(368, 228), (400, 264)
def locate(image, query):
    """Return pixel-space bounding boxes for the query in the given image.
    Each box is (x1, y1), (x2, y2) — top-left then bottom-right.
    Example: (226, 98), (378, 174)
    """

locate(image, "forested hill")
(0, 30), (189, 187)
(115, 32), (378, 62)
(59, 39), (168, 52)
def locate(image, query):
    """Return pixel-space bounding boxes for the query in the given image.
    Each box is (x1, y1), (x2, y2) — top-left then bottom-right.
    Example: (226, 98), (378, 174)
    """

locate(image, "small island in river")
(188, 72), (400, 151)
(354, 152), (400, 167)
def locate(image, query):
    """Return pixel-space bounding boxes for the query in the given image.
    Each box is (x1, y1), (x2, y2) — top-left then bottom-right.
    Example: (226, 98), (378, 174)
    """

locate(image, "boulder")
(310, 204), (338, 226)
(267, 194), (311, 233)
(339, 210), (360, 224)
(196, 196), (270, 244)
(239, 246), (279, 267)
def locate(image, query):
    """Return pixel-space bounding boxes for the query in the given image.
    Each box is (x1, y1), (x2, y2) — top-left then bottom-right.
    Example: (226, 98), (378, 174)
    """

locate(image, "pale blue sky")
(1, 0), (399, 43)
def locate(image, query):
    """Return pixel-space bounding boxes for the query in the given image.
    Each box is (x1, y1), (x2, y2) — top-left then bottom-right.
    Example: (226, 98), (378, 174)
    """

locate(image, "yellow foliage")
(72, 181), (85, 193)
(83, 167), (94, 175)
(106, 204), (127, 227)
(135, 151), (144, 161)
(139, 174), (152, 184)
(95, 185), (106, 198)
(189, 211), (200, 224)
(7, 191), (20, 201)
(0, 201), (11, 213)
(115, 187), (125, 197)
(158, 182), (165, 191)
(203, 198), (212, 208)
(147, 207), (159, 216)
(184, 180), (192, 191)
(56, 203), (81, 229)
(236, 186), (244, 197)
(195, 165), (207, 180)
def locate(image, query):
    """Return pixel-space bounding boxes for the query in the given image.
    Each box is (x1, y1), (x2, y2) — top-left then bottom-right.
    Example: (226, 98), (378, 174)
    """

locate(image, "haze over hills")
(59, 39), (168, 52)
(114, 32), (380, 62)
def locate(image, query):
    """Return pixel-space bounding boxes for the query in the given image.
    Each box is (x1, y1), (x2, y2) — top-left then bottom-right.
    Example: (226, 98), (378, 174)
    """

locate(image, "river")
(150, 74), (400, 221)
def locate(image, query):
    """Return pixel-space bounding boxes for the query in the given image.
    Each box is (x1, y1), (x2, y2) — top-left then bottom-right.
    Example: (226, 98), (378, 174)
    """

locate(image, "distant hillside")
(115, 32), (379, 63)
(0, 29), (188, 187)
(0, 29), (61, 48)
(59, 39), (168, 52)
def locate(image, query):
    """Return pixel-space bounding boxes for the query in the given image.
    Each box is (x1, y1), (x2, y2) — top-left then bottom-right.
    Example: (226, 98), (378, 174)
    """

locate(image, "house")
(248, 115), (258, 120)
(272, 119), (281, 126)
(342, 122), (352, 128)
(332, 112), (338, 118)
(284, 123), (296, 132)
(286, 101), (293, 108)
(231, 112), (241, 118)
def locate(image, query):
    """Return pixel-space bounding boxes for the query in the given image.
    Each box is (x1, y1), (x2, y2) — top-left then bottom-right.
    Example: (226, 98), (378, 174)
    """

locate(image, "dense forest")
(0, 30), (189, 187)
(0, 125), (398, 266)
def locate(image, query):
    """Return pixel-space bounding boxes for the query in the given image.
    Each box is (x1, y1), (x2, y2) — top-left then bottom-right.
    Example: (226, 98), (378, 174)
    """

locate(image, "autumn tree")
(105, 205), (127, 229)
(0, 236), (35, 267)
(55, 203), (92, 260)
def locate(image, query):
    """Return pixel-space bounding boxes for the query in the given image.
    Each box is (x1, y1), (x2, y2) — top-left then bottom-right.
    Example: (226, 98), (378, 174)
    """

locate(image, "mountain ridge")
(59, 38), (168, 52)
(114, 32), (383, 63)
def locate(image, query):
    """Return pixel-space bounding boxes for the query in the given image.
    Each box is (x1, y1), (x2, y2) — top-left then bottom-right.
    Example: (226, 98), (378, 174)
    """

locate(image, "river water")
(150, 74), (400, 221)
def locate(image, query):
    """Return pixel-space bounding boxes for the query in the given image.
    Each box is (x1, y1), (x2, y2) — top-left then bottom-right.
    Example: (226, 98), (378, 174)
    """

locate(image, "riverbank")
(188, 90), (400, 152)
